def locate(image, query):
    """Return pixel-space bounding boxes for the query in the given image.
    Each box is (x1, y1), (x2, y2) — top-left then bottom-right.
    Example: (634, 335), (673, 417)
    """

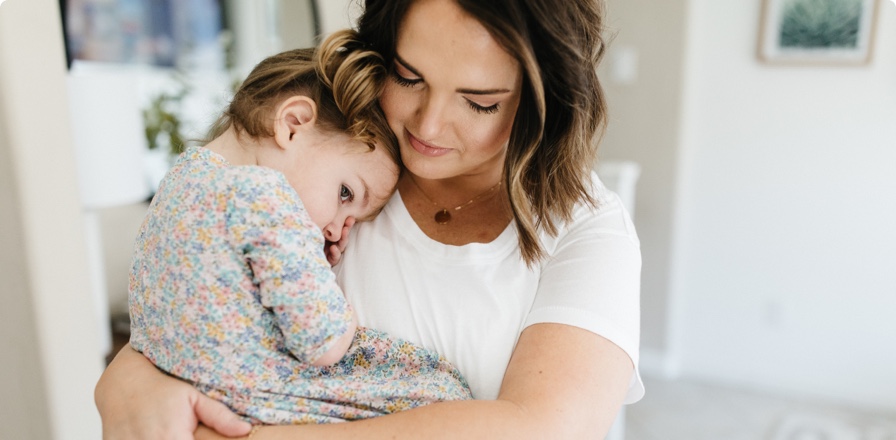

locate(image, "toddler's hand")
(324, 217), (355, 266)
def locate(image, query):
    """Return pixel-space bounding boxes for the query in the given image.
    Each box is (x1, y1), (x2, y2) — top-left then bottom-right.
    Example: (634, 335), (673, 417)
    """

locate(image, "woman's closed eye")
(392, 56), (504, 114)
(393, 70), (500, 114)
(391, 70), (422, 88)
(340, 184), (354, 203)
(465, 99), (500, 114)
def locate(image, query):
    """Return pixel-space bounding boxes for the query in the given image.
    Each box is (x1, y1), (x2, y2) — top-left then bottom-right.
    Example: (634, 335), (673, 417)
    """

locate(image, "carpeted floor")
(768, 411), (896, 440)
(625, 376), (896, 440)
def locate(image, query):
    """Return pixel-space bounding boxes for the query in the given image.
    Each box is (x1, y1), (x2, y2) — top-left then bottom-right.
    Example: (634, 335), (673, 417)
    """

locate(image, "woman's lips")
(407, 131), (451, 157)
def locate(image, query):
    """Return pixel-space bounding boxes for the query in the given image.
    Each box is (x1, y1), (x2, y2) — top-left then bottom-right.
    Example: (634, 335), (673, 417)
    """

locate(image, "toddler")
(128, 31), (471, 425)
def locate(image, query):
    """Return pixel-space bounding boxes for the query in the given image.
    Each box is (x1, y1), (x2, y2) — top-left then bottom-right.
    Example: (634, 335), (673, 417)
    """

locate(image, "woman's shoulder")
(543, 171), (639, 248)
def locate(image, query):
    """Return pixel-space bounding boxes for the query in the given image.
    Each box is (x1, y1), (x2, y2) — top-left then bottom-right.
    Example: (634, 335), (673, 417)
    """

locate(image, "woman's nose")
(416, 92), (448, 139)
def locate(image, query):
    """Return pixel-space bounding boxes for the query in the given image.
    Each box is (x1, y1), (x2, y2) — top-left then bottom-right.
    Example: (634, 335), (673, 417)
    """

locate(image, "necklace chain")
(408, 176), (503, 225)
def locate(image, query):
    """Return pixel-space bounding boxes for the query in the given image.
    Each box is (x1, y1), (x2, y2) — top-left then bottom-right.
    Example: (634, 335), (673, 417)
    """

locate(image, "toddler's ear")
(273, 95), (317, 148)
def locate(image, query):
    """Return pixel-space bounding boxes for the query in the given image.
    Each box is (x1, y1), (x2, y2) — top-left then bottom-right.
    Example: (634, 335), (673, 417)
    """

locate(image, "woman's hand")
(324, 216), (355, 266)
(195, 425), (261, 440)
(195, 425), (237, 440)
(95, 344), (253, 440)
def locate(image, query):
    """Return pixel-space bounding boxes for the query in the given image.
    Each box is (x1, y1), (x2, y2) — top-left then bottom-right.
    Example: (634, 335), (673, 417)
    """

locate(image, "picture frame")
(758, 0), (880, 65)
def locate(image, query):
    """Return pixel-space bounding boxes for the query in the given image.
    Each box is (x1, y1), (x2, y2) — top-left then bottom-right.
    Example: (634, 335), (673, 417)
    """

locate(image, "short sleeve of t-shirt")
(524, 180), (644, 403)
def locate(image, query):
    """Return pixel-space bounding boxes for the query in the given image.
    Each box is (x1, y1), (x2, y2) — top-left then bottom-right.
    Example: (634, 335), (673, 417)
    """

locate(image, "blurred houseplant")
(142, 73), (190, 156)
(140, 34), (240, 194)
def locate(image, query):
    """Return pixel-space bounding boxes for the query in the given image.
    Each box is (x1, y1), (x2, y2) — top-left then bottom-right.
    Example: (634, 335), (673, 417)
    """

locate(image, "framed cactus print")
(758, 0), (879, 64)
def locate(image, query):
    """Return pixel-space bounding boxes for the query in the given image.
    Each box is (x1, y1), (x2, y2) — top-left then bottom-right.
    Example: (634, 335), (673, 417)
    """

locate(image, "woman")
(96, 0), (644, 438)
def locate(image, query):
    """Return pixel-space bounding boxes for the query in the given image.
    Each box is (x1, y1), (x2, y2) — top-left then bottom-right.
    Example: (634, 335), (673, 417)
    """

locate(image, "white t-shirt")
(335, 172), (644, 403)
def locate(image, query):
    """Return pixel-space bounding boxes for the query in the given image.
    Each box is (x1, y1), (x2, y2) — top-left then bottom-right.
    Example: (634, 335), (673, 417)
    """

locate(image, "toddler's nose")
(323, 223), (341, 242)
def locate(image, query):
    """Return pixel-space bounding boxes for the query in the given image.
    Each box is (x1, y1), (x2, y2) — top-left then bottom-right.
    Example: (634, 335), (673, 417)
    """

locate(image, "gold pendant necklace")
(408, 177), (503, 225)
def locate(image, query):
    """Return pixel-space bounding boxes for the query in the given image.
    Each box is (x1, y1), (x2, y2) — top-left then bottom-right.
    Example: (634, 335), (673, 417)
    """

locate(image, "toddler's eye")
(340, 185), (354, 203)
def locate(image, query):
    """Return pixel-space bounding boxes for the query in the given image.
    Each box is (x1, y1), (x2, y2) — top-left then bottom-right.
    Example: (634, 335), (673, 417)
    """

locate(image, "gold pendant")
(434, 209), (451, 224)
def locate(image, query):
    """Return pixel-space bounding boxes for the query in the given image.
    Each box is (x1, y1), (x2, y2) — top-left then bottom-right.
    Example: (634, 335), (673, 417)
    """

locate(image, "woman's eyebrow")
(394, 54), (423, 78)
(394, 54), (511, 96)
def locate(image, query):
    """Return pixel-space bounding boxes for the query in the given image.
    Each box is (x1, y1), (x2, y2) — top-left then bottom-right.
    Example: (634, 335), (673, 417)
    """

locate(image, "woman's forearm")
(261, 399), (532, 439)
(95, 344), (181, 439)
(95, 343), (159, 412)
(195, 400), (532, 440)
(237, 324), (632, 440)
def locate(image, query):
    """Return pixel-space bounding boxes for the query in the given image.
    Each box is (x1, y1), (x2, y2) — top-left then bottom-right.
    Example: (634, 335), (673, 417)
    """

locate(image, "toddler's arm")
(230, 172), (355, 365)
(309, 309), (357, 366)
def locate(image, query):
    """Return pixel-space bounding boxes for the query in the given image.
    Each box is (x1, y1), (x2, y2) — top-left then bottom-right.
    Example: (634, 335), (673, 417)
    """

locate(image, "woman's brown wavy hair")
(357, 0), (608, 265)
(206, 30), (399, 166)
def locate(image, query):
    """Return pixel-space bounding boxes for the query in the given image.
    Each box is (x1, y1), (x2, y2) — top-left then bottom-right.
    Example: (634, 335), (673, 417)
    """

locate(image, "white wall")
(224, 0), (319, 74)
(225, 0), (289, 71)
(314, 0), (359, 35)
(599, 0), (689, 374)
(0, 0), (105, 437)
(0, 85), (53, 440)
(670, 0), (896, 408)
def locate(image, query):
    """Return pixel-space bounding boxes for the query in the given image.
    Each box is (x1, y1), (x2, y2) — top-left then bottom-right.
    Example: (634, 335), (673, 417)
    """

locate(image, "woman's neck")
(398, 170), (513, 245)
(403, 170), (504, 208)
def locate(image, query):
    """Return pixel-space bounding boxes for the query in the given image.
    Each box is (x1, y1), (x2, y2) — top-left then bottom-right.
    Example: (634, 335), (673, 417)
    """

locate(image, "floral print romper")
(129, 147), (471, 424)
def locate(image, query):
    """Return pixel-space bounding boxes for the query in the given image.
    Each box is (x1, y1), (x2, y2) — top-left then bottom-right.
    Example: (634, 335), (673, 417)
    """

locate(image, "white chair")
(595, 160), (641, 440)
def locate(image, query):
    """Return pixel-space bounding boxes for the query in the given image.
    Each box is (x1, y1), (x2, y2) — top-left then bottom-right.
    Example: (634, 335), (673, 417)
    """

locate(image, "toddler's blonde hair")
(207, 30), (399, 166)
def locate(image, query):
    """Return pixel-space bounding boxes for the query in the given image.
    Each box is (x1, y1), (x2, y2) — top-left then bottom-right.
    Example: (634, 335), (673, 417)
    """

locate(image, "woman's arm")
(95, 344), (253, 440)
(197, 323), (633, 440)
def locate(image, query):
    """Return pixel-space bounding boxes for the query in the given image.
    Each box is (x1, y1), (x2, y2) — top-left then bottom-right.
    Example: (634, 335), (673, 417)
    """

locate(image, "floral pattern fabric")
(129, 147), (471, 424)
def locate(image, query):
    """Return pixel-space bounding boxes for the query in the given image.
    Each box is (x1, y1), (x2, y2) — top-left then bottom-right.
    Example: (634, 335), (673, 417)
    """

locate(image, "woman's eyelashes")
(392, 71), (501, 115)
(391, 70), (421, 88)
(340, 184), (354, 203)
(466, 99), (500, 114)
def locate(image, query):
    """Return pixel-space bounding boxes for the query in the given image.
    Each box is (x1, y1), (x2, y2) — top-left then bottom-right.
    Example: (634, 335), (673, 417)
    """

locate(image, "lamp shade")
(67, 63), (150, 208)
